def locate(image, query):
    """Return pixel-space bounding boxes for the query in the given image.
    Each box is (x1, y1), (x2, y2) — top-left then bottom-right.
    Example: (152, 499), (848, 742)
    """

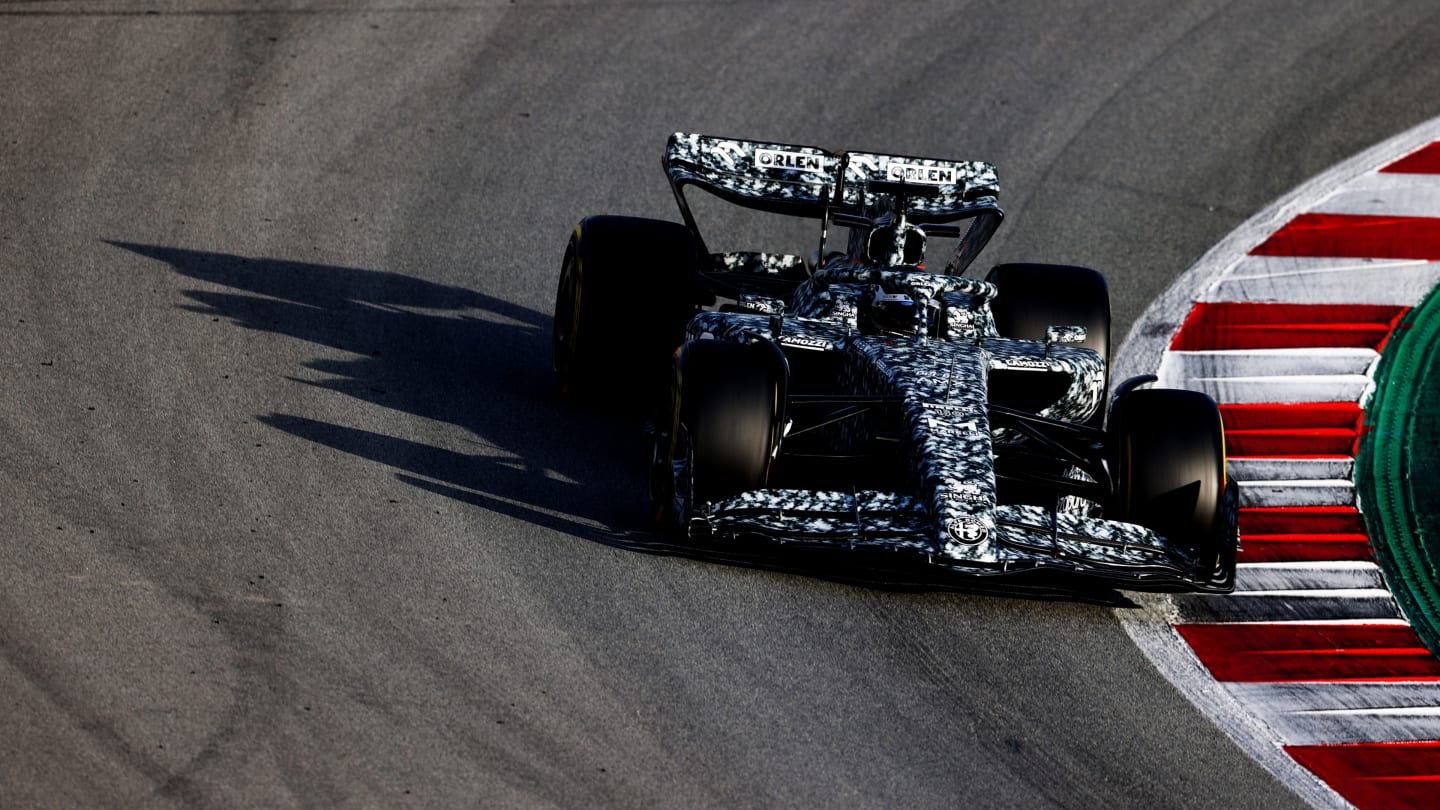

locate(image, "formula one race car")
(552, 133), (1237, 592)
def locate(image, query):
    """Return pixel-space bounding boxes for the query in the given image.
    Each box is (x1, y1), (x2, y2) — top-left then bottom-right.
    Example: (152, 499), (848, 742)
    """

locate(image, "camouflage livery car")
(552, 133), (1237, 592)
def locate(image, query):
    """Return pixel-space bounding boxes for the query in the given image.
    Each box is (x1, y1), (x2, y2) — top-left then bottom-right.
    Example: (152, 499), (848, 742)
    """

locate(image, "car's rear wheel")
(1109, 387), (1237, 589)
(552, 215), (700, 404)
(986, 262), (1111, 428)
(651, 340), (786, 527)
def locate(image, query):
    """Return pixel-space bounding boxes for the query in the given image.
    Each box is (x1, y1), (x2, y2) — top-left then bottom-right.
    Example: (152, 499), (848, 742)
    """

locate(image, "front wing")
(689, 488), (1232, 592)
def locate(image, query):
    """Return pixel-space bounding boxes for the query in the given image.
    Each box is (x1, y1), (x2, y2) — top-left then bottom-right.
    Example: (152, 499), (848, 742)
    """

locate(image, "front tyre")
(1109, 387), (1237, 590)
(651, 340), (787, 528)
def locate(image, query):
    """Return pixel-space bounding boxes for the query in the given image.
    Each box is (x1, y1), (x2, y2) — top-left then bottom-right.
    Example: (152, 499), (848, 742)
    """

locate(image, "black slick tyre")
(1109, 387), (1237, 590)
(653, 340), (786, 526)
(986, 262), (1111, 427)
(552, 215), (700, 404)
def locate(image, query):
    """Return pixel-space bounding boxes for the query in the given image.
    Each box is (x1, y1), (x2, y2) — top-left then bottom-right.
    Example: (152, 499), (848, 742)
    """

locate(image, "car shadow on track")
(108, 240), (652, 537)
(110, 240), (1137, 607)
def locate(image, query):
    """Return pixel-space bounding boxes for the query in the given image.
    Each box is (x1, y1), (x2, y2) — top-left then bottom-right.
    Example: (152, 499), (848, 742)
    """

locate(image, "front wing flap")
(691, 488), (1224, 591)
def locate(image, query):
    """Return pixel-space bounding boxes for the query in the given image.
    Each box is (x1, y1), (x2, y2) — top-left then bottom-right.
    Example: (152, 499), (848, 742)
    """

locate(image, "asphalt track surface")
(3, 2), (1440, 807)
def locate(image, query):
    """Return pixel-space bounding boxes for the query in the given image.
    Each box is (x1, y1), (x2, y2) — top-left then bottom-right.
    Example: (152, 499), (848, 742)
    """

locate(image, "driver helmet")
(858, 285), (921, 337)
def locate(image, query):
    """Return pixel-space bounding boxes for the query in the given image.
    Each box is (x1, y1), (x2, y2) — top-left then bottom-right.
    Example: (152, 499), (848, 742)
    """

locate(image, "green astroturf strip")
(1359, 283), (1440, 658)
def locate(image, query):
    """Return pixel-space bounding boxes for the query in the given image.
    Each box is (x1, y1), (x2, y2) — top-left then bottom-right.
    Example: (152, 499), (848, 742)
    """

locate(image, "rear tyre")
(552, 216), (700, 404)
(1109, 388), (1237, 589)
(986, 262), (1111, 427)
(651, 340), (786, 527)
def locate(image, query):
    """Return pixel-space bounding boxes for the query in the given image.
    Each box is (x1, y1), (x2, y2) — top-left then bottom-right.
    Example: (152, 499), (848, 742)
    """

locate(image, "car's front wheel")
(651, 340), (787, 528)
(1108, 387), (1237, 589)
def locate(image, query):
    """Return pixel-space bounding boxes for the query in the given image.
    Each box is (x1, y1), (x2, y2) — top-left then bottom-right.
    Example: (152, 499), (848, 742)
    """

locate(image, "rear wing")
(663, 133), (1000, 223)
(664, 133), (1003, 274)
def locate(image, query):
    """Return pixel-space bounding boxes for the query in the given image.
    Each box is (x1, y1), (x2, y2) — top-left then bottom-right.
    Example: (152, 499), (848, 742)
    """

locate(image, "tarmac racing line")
(1114, 116), (1440, 809)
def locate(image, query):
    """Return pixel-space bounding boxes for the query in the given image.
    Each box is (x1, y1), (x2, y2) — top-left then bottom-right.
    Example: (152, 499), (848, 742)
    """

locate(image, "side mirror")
(1046, 325), (1087, 345)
